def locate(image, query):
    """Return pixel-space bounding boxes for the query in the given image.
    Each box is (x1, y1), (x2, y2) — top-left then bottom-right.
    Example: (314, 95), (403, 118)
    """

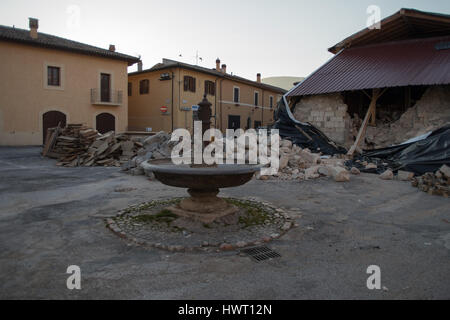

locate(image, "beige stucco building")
(128, 59), (286, 133)
(0, 18), (139, 146)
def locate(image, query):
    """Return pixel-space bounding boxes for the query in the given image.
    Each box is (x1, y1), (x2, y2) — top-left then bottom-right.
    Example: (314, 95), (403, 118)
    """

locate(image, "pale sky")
(1, 0), (449, 80)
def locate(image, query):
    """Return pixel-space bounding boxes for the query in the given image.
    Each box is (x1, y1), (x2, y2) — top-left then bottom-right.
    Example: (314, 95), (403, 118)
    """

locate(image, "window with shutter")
(233, 87), (240, 103)
(191, 77), (196, 92)
(139, 79), (149, 94)
(205, 80), (215, 96)
(47, 66), (60, 86)
(184, 76), (196, 92)
(184, 76), (189, 91)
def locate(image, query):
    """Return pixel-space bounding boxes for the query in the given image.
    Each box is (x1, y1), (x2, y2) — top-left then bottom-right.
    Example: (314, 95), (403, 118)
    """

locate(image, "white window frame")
(43, 62), (65, 91)
(233, 86), (240, 103)
(269, 95), (274, 108)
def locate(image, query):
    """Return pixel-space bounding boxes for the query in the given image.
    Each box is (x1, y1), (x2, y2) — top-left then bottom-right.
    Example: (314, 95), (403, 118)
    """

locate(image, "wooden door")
(42, 111), (66, 144)
(228, 115), (240, 130)
(96, 113), (115, 134)
(101, 73), (111, 102)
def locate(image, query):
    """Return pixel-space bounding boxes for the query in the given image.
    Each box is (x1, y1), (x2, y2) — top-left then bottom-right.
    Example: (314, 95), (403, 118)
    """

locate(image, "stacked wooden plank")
(411, 165), (450, 197)
(43, 124), (142, 167)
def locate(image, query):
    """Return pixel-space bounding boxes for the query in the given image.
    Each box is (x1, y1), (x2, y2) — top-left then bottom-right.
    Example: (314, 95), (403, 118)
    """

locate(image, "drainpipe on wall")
(171, 71), (174, 132)
(177, 68), (185, 130)
(262, 89), (265, 125)
(178, 68), (181, 111)
(219, 78), (224, 131)
(213, 76), (221, 128)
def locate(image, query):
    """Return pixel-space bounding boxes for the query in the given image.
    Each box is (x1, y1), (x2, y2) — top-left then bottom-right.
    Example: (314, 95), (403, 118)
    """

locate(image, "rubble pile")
(121, 131), (176, 176)
(44, 124), (142, 167)
(257, 138), (353, 182)
(44, 125), (357, 184)
(345, 156), (394, 174)
(120, 131), (351, 182)
(411, 165), (450, 197)
(363, 86), (450, 149)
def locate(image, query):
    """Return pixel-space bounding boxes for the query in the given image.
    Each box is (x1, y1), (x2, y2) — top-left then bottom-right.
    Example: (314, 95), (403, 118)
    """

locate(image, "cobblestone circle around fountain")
(106, 197), (296, 252)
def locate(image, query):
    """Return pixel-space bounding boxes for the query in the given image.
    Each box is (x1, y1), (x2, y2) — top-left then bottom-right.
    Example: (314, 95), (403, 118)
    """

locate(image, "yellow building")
(0, 18), (140, 146)
(128, 58), (286, 133)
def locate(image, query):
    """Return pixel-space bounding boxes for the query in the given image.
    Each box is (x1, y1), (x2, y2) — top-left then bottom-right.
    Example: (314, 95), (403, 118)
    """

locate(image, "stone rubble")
(292, 86), (450, 150)
(121, 131), (176, 176)
(363, 86), (450, 149)
(121, 131), (351, 183)
(397, 170), (415, 181)
(256, 137), (350, 182)
(379, 169), (394, 180)
(411, 165), (450, 197)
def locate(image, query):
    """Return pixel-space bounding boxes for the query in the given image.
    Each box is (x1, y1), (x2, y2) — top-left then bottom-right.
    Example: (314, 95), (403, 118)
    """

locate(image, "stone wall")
(293, 93), (351, 145)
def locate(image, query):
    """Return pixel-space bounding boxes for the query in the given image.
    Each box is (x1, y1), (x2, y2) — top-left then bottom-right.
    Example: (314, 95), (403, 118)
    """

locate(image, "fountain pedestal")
(168, 188), (238, 223)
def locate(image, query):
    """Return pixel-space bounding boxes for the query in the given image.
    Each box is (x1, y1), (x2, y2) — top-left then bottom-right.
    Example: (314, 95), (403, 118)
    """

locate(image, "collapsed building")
(285, 8), (450, 153)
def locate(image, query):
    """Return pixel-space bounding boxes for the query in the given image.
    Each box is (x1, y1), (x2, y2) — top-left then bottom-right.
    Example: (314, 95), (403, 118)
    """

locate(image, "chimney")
(215, 58), (221, 71)
(109, 44), (116, 52)
(221, 64), (227, 74)
(137, 61), (143, 71)
(256, 73), (261, 83)
(29, 18), (38, 39)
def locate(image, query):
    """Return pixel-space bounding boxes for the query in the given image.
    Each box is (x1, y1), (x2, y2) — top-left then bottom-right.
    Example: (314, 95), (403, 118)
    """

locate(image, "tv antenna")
(177, 51), (203, 65)
(195, 50), (203, 65)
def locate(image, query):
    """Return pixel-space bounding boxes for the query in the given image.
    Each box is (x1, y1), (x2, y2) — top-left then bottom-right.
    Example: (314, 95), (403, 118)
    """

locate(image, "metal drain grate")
(240, 246), (281, 262)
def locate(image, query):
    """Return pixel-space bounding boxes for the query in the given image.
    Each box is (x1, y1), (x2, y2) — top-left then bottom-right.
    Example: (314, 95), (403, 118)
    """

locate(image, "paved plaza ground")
(0, 147), (449, 299)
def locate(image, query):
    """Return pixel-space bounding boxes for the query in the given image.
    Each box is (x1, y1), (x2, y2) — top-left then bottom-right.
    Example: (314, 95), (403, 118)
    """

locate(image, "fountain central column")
(169, 188), (238, 223)
(168, 95), (238, 223)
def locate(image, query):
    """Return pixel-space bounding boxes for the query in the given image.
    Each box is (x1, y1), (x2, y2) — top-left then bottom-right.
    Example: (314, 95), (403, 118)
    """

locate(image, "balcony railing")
(90, 88), (123, 106)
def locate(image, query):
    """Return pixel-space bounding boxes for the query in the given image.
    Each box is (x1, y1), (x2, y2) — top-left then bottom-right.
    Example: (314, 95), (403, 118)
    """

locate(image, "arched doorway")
(96, 113), (115, 134)
(42, 111), (66, 144)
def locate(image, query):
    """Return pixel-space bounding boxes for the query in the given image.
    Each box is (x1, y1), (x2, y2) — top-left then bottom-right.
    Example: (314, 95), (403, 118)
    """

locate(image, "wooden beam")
(347, 89), (382, 156)
(42, 122), (61, 157)
(369, 99), (377, 127)
(362, 90), (372, 99)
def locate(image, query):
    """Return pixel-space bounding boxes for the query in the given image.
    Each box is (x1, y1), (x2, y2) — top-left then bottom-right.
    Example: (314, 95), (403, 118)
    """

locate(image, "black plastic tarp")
(347, 124), (450, 175)
(271, 99), (347, 155)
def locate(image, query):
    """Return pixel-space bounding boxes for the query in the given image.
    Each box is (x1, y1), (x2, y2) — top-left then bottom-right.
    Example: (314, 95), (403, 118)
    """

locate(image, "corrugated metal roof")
(287, 35), (450, 97)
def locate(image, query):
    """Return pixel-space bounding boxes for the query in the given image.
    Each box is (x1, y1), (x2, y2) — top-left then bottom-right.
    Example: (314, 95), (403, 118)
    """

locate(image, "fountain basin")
(141, 159), (263, 223)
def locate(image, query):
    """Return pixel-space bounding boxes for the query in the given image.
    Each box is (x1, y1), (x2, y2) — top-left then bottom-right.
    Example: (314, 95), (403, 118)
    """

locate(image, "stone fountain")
(141, 95), (262, 224)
